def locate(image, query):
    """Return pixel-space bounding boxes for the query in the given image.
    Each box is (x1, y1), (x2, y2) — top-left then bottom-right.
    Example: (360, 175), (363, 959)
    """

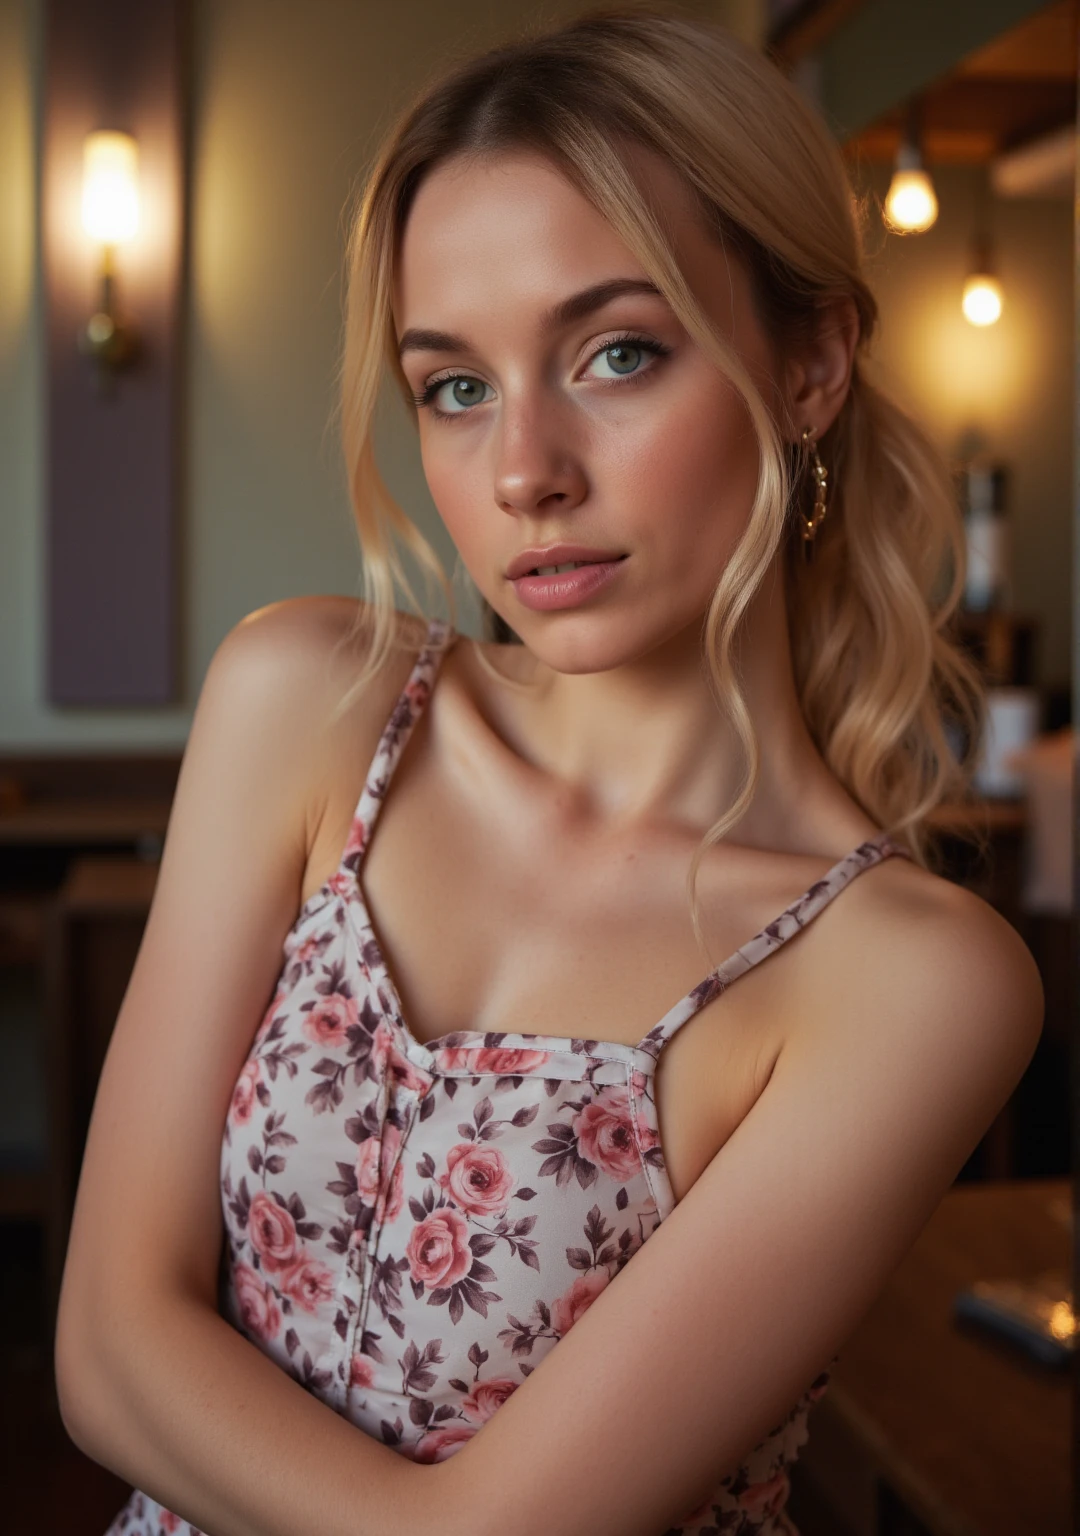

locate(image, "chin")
(506, 613), (672, 675)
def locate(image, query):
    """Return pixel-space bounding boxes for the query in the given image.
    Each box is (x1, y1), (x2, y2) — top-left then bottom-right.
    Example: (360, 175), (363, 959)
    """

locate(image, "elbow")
(55, 1243), (217, 1472)
(54, 1244), (155, 1467)
(54, 1266), (115, 1462)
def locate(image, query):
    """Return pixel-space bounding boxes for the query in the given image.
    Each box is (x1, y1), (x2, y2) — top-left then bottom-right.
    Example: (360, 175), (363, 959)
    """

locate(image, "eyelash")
(411, 332), (672, 423)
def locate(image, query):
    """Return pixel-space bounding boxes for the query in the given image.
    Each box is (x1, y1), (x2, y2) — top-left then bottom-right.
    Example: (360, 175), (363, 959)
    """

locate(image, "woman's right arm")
(53, 598), (453, 1536)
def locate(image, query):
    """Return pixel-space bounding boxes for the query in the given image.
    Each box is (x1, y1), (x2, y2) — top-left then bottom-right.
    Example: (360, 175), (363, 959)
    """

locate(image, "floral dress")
(106, 617), (912, 1536)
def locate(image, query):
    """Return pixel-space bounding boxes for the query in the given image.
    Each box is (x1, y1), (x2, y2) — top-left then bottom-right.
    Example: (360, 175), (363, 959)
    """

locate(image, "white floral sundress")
(107, 617), (912, 1536)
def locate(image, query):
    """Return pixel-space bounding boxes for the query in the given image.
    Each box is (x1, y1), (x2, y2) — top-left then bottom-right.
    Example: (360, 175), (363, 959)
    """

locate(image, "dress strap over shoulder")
(638, 832), (913, 1060)
(346, 616), (455, 872)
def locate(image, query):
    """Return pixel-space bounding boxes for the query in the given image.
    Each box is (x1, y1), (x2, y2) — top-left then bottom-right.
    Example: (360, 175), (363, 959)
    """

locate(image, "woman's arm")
(57, 594), (1044, 1536)
(55, 598), (454, 1536)
(435, 866), (1044, 1536)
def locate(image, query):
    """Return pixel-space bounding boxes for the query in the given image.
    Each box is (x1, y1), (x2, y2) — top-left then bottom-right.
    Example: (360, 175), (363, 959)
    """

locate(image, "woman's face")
(393, 148), (787, 673)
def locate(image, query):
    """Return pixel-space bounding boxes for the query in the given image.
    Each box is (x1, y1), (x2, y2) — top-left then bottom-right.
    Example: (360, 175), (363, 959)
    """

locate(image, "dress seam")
(626, 1063), (667, 1223)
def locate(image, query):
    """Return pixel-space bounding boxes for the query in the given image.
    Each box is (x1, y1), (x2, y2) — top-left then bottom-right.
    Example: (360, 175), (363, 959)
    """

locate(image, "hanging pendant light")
(884, 98), (939, 234)
(962, 234), (1003, 326)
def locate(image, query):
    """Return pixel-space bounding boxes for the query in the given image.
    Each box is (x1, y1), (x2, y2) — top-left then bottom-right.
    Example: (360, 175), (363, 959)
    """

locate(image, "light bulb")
(81, 131), (139, 245)
(883, 168), (938, 233)
(962, 274), (1003, 326)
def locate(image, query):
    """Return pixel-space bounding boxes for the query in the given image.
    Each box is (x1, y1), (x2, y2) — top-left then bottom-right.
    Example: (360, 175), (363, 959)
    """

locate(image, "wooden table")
(793, 1178), (1071, 1535)
(0, 797), (171, 846)
(0, 801), (171, 1232)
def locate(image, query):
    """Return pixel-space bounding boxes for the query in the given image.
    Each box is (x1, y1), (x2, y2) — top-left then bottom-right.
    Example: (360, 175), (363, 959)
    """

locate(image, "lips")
(507, 556), (628, 613)
(531, 557), (616, 575)
(505, 545), (626, 581)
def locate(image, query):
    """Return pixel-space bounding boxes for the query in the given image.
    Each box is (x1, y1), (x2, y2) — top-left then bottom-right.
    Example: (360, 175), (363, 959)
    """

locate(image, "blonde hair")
(336, 3), (986, 955)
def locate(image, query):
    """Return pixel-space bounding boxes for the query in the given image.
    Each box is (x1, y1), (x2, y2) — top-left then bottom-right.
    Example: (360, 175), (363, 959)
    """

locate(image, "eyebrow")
(396, 277), (666, 361)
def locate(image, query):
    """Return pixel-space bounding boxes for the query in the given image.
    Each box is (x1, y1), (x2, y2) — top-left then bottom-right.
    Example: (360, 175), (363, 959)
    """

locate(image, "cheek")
(615, 382), (760, 561)
(421, 446), (486, 556)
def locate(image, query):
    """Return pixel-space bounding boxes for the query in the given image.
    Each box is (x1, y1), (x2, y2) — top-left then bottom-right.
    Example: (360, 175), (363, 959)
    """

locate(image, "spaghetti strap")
(638, 832), (913, 1059)
(341, 616), (455, 878)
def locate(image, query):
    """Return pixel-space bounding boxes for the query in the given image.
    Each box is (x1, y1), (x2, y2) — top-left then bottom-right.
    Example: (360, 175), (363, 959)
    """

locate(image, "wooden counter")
(794, 1178), (1071, 1535)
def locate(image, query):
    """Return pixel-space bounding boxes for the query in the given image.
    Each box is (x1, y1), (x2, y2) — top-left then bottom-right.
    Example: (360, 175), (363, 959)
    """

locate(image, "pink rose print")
(350, 1354), (375, 1390)
(342, 817), (366, 861)
(292, 935), (322, 967)
(403, 677), (431, 713)
(158, 1511), (180, 1532)
(630, 1069), (661, 1152)
(439, 1143), (514, 1218)
(436, 1047), (478, 1072)
(247, 1191), (299, 1273)
(573, 1085), (642, 1181)
(460, 1376), (519, 1424)
(233, 1263), (282, 1341)
(302, 991), (358, 1047)
(738, 1470), (790, 1518)
(371, 1020), (432, 1094)
(406, 1207), (472, 1289)
(412, 1422), (477, 1463)
(280, 1256), (335, 1313)
(355, 1125), (405, 1224)
(327, 870), (354, 898)
(435, 1046), (550, 1074)
(471, 1047), (551, 1075)
(230, 1060), (260, 1125)
(550, 1270), (609, 1336)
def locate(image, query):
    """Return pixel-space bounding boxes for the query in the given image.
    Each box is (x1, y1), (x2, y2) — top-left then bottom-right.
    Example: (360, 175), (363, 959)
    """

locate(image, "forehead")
(392, 148), (742, 332)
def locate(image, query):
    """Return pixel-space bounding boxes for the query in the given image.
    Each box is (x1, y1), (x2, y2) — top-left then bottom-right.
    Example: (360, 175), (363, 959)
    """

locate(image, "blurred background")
(0, 1), (1075, 1531)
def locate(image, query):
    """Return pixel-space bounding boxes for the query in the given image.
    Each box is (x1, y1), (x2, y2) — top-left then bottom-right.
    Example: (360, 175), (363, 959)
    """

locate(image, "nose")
(492, 390), (588, 517)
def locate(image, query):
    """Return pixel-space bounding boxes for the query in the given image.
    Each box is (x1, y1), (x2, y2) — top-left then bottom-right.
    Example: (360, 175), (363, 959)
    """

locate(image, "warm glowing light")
(81, 131), (139, 245)
(883, 168), (939, 233)
(1049, 1300), (1076, 1341)
(962, 274), (1003, 327)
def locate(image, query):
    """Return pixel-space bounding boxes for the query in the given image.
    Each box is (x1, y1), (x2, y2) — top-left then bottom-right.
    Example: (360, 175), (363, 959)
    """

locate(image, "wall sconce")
(962, 236), (1004, 327)
(883, 99), (939, 235)
(78, 130), (141, 383)
(43, 0), (184, 706)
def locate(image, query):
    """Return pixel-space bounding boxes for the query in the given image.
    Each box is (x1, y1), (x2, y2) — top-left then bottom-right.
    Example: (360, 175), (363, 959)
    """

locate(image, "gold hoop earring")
(799, 425), (828, 561)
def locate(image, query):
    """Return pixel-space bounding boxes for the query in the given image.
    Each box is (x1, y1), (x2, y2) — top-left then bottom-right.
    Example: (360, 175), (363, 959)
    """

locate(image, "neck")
(495, 555), (857, 853)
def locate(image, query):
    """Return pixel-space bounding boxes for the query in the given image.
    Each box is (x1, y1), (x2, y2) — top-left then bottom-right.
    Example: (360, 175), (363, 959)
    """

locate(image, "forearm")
(59, 1289), (459, 1536)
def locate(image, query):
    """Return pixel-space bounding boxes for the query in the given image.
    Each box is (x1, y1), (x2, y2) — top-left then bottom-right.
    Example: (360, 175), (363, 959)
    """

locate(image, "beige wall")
(0, 1), (44, 745)
(853, 161), (1074, 691)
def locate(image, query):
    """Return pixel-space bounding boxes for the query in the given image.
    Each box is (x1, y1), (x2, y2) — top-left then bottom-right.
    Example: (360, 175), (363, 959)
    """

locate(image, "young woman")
(56, 9), (1044, 1536)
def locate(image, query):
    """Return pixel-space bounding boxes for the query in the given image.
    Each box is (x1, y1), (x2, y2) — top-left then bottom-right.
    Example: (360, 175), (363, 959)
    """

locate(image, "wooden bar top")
(818, 1177), (1070, 1536)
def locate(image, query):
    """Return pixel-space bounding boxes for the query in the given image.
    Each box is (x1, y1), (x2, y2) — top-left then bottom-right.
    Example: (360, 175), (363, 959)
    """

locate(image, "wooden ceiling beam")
(767, 0), (866, 67)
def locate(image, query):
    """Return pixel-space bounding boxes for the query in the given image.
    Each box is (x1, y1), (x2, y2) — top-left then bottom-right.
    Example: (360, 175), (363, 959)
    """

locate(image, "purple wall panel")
(43, 0), (185, 705)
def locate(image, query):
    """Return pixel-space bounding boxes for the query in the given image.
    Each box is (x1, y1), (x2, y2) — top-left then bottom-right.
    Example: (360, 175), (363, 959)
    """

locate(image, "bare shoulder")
(222, 594), (428, 693)
(214, 596), (432, 750)
(801, 848), (1045, 1112)
(204, 596), (436, 870)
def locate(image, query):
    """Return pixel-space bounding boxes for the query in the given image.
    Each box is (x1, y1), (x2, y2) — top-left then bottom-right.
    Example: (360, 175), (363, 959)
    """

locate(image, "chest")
(302, 726), (804, 1208)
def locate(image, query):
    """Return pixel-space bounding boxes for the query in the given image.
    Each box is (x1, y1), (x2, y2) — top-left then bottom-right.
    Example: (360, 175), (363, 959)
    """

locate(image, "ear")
(782, 296), (860, 442)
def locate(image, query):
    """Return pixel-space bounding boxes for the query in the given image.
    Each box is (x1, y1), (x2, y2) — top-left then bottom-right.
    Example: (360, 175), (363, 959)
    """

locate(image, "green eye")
(413, 331), (670, 422)
(414, 375), (492, 413)
(444, 378), (486, 408)
(600, 343), (644, 375)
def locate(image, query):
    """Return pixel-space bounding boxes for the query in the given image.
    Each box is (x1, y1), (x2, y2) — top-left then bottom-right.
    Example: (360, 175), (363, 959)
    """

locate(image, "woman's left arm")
(430, 876), (1043, 1536)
